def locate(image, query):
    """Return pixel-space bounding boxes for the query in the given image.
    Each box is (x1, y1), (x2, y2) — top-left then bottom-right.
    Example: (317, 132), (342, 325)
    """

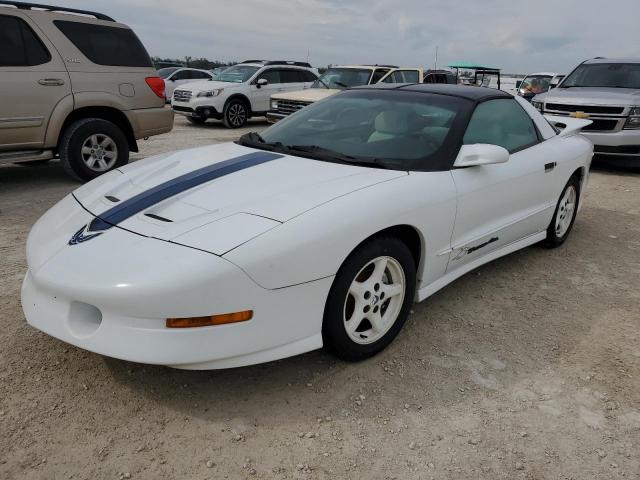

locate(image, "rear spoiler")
(544, 115), (593, 137)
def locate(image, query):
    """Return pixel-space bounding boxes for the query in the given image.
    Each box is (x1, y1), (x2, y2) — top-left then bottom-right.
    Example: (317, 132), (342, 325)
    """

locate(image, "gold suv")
(0, 2), (174, 181)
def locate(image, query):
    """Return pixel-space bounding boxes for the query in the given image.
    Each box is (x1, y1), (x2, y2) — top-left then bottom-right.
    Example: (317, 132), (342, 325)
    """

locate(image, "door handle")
(38, 78), (65, 86)
(544, 162), (557, 172)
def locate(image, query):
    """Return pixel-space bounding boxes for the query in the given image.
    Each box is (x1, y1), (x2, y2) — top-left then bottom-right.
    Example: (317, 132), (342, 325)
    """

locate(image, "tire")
(223, 99), (248, 128)
(187, 116), (207, 125)
(544, 175), (581, 248)
(322, 236), (416, 361)
(59, 118), (129, 182)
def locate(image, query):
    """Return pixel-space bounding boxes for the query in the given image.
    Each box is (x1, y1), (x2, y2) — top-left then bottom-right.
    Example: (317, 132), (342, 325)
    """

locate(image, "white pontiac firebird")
(22, 84), (593, 370)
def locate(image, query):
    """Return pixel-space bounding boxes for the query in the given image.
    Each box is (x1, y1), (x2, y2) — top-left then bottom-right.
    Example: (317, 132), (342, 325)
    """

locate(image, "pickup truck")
(532, 58), (640, 165)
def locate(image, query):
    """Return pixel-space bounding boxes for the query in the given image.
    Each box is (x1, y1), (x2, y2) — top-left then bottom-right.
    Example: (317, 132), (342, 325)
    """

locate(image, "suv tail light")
(145, 77), (166, 99)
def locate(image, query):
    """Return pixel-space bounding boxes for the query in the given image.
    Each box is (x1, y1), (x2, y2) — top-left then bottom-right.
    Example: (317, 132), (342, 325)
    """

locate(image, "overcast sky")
(55, 0), (640, 73)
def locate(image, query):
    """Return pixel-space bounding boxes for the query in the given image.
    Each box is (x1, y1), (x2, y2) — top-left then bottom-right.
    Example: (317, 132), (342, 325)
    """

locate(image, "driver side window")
(463, 99), (540, 153)
(258, 69), (281, 84)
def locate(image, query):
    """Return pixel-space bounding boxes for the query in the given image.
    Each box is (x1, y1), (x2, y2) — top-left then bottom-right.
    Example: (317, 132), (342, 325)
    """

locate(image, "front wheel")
(544, 176), (580, 247)
(223, 100), (248, 128)
(322, 237), (416, 361)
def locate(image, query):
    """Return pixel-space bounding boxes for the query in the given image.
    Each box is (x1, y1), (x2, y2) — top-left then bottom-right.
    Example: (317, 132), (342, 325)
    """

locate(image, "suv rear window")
(0, 15), (50, 67)
(54, 20), (152, 67)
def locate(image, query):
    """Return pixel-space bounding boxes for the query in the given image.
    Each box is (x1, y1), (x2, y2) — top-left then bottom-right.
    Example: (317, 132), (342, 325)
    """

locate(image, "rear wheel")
(544, 176), (580, 247)
(223, 99), (248, 128)
(322, 237), (416, 361)
(60, 118), (129, 182)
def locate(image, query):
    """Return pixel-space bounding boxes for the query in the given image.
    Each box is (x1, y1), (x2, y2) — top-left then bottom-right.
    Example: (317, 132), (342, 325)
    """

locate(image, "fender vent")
(105, 195), (120, 203)
(144, 213), (173, 223)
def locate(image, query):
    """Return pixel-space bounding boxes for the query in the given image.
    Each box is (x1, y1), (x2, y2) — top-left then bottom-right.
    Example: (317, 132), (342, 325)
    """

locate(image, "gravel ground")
(1, 116), (639, 480)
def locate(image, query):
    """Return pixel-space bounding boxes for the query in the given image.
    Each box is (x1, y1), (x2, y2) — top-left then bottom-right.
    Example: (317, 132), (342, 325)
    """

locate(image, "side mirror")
(515, 80), (522, 89)
(454, 144), (510, 168)
(257, 78), (268, 88)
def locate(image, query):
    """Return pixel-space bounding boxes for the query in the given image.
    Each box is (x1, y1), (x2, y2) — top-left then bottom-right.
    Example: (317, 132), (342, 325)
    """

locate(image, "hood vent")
(144, 213), (173, 223)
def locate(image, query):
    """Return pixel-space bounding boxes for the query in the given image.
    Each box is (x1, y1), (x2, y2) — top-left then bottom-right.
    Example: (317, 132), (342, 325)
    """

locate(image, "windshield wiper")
(287, 145), (395, 170)
(237, 137), (398, 170)
(334, 81), (349, 89)
(236, 132), (288, 152)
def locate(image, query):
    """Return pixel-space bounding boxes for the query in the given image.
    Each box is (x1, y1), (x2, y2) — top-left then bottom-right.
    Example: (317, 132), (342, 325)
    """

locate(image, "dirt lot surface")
(1, 117), (639, 480)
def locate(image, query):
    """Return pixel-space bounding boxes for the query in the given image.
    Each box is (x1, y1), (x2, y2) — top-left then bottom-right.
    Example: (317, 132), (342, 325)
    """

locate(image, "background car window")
(381, 71), (401, 83)
(259, 69), (281, 84)
(562, 63), (640, 89)
(371, 68), (391, 83)
(191, 70), (211, 79)
(400, 70), (420, 83)
(0, 15), (50, 67)
(157, 67), (180, 78)
(301, 70), (318, 82)
(281, 70), (303, 83)
(520, 75), (552, 94)
(313, 69), (372, 89)
(217, 65), (259, 83)
(54, 20), (152, 67)
(464, 99), (539, 153)
(172, 70), (191, 80)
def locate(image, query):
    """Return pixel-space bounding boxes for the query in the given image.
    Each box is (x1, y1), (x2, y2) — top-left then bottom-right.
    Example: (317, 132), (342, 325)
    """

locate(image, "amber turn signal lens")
(166, 310), (253, 328)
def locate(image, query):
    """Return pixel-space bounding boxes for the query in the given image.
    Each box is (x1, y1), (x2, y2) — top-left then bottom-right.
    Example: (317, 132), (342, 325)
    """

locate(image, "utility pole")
(434, 45), (438, 70)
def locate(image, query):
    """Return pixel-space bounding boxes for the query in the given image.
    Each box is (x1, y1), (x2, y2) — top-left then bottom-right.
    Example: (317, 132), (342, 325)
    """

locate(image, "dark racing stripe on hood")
(80, 151), (284, 233)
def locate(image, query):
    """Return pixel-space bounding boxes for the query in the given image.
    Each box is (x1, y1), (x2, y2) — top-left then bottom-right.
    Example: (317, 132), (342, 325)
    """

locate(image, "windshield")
(242, 90), (471, 171)
(313, 68), (373, 89)
(158, 67), (180, 79)
(520, 75), (552, 94)
(561, 63), (640, 89)
(216, 65), (260, 83)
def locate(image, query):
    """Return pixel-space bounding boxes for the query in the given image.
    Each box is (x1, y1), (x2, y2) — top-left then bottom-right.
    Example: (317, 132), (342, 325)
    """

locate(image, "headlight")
(197, 89), (224, 98)
(270, 100), (279, 110)
(531, 101), (544, 113)
(625, 106), (640, 130)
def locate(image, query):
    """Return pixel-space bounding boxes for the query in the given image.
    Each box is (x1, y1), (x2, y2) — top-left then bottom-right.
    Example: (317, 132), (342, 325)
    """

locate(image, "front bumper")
(21, 197), (331, 369)
(172, 96), (225, 119)
(266, 112), (286, 123)
(582, 129), (640, 158)
(172, 104), (223, 120)
(22, 266), (330, 370)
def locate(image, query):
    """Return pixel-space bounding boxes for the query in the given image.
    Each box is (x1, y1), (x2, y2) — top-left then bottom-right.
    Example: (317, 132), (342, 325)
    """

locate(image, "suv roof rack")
(363, 64), (399, 68)
(0, 1), (115, 21)
(240, 60), (312, 68)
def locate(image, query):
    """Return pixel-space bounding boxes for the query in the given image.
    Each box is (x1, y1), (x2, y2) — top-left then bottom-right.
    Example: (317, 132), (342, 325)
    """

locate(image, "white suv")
(171, 60), (318, 128)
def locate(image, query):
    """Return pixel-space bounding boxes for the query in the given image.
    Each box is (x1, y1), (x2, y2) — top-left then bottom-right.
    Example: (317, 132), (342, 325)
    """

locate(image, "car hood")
(72, 143), (406, 255)
(176, 80), (241, 93)
(540, 87), (640, 106)
(272, 88), (340, 102)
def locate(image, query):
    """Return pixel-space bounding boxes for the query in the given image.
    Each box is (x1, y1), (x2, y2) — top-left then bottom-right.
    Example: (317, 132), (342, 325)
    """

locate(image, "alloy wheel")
(228, 103), (247, 127)
(555, 185), (577, 238)
(80, 134), (118, 172)
(343, 256), (406, 345)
